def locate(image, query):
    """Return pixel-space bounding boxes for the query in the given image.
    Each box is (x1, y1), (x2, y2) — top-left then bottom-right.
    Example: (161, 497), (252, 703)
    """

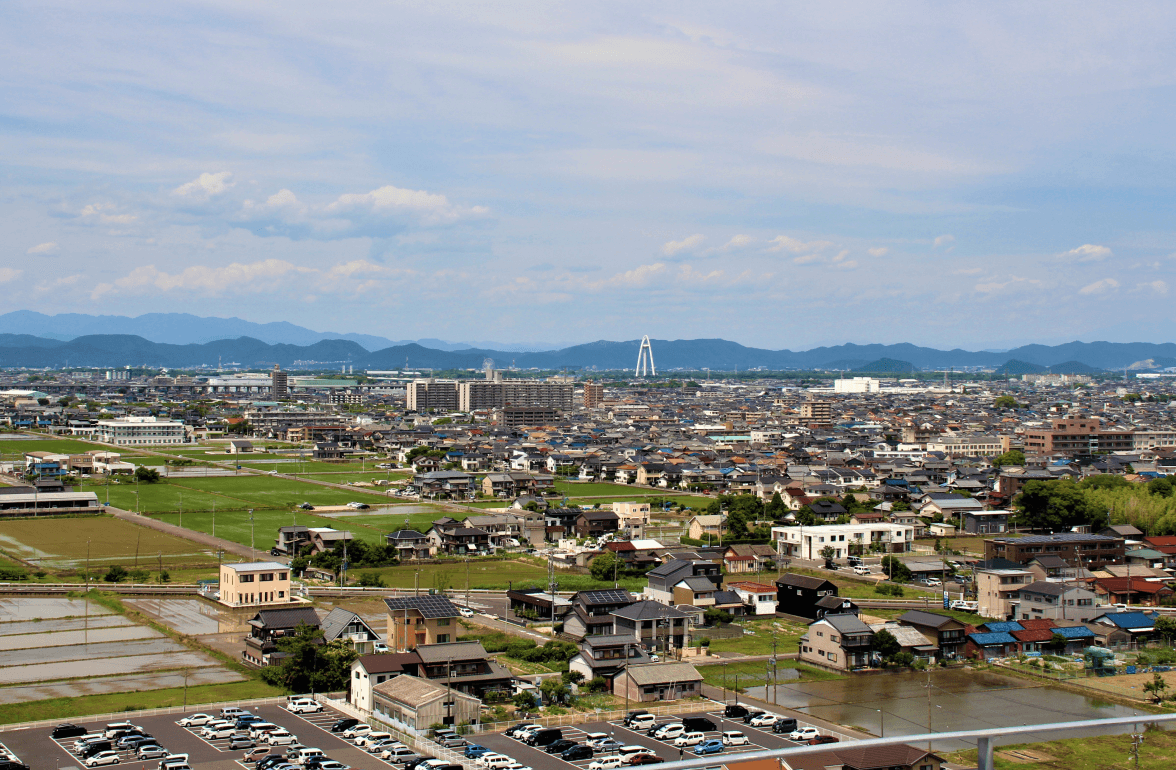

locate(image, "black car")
(562, 745), (593, 761)
(404, 757), (436, 770)
(258, 756), (288, 770)
(623, 710), (651, 727)
(52, 724), (88, 739)
(723, 704), (749, 719)
(0, 762), (30, 770)
(544, 739), (578, 754)
(331, 718), (360, 733)
(771, 719), (799, 734)
(741, 709), (765, 724)
(681, 717), (715, 733)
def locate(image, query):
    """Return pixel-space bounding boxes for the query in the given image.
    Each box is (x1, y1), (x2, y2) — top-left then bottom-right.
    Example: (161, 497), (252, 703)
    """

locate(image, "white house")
(726, 581), (779, 616)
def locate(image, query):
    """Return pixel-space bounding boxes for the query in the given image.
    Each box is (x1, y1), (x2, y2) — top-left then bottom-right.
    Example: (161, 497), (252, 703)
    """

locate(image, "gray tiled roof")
(624, 661), (702, 686)
(414, 640), (488, 664)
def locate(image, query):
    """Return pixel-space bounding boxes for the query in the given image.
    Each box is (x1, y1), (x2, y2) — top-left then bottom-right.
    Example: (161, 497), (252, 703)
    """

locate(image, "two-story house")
(563, 589), (635, 640)
(568, 634), (653, 686)
(427, 520), (492, 555)
(1011, 581), (1103, 621)
(723, 544), (777, 574)
(775, 573), (838, 619)
(896, 610), (967, 660)
(321, 608), (383, 654)
(727, 581), (780, 616)
(646, 559), (722, 605)
(384, 595), (461, 650)
(799, 614), (874, 671)
(575, 510), (620, 538)
(274, 525), (311, 556)
(219, 561), (292, 607)
(975, 568), (1035, 620)
(242, 606), (321, 667)
(610, 600), (691, 652)
(385, 529), (432, 560)
(414, 640), (513, 699)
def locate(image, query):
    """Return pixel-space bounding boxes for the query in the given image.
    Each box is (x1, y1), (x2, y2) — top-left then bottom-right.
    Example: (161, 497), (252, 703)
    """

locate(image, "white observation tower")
(636, 335), (656, 377)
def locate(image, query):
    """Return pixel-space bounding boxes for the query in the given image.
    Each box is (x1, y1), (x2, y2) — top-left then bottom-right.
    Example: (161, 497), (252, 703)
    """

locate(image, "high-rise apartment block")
(271, 364), (289, 399)
(583, 382), (605, 408)
(406, 379), (459, 412)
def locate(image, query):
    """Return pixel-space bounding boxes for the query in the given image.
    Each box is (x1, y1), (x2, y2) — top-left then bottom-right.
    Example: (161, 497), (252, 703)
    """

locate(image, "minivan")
(627, 714), (656, 731)
(723, 704), (748, 719)
(674, 732), (705, 747)
(158, 757), (190, 770)
(81, 741), (113, 758)
(681, 717), (716, 733)
(104, 722), (137, 738)
(524, 728), (563, 747)
(288, 699), (322, 714)
(293, 748), (326, 764)
(852, 565), (871, 576)
(220, 707), (246, 719)
(771, 718), (798, 735)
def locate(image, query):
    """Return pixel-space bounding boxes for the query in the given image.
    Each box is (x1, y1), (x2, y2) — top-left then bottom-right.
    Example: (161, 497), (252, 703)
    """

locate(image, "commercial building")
(834, 377), (881, 394)
(984, 533), (1125, 570)
(219, 562), (292, 607)
(771, 522), (915, 559)
(1022, 417), (1134, 457)
(96, 416), (187, 445)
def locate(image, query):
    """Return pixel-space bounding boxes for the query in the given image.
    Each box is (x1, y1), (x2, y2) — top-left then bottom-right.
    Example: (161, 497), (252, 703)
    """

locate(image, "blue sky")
(5, 1), (1176, 350)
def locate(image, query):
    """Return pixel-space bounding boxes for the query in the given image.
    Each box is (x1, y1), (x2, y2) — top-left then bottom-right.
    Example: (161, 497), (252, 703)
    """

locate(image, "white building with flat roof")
(96, 416), (187, 445)
(771, 522), (914, 560)
(219, 561), (292, 607)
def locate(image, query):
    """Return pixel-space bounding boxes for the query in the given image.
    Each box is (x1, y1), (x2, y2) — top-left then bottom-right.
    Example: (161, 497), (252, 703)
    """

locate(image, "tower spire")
(636, 335), (656, 377)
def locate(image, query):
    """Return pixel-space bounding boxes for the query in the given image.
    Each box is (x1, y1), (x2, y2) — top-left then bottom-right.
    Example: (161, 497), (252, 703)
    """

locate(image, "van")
(287, 699), (322, 714)
(681, 717), (716, 733)
(220, 707), (246, 719)
(618, 746), (654, 760)
(357, 731), (392, 747)
(81, 741), (113, 758)
(104, 722), (137, 738)
(721, 732), (749, 747)
(248, 723), (279, 738)
(158, 756), (190, 770)
(481, 757), (514, 770)
(853, 565), (871, 576)
(674, 732), (705, 747)
(293, 748), (325, 764)
(524, 728), (563, 747)
(627, 714), (657, 731)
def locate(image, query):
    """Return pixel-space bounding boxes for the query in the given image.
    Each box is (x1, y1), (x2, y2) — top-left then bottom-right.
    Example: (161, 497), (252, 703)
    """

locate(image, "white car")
(267, 730), (297, 745)
(203, 724), (236, 739)
(789, 727), (820, 742)
(342, 724), (371, 740)
(475, 753), (508, 767)
(287, 699), (323, 714)
(316, 763), (350, 770)
(749, 714), (778, 727)
(950, 600), (978, 612)
(925, 578), (942, 587)
(722, 732), (750, 747)
(459, 607), (475, 618)
(84, 752), (121, 767)
(589, 757), (624, 770)
(501, 763), (531, 770)
(373, 642), (390, 653)
(177, 713), (215, 727)
(653, 724), (685, 740)
(674, 732), (705, 747)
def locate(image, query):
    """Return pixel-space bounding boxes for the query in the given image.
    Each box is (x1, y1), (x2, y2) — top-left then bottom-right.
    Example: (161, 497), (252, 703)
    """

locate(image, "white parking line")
(280, 704), (403, 769)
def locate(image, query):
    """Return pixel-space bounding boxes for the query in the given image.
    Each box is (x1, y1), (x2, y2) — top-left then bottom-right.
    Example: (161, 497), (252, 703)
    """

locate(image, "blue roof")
(1054, 626), (1095, 638)
(1095, 612), (1156, 629)
(983, 621), (1024, 634)
(968, 632), (1018, 646)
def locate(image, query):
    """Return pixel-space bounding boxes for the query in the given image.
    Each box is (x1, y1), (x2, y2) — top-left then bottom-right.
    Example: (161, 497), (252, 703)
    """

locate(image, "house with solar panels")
(384, 595), (461, 650)
(563, 588), (634, 640)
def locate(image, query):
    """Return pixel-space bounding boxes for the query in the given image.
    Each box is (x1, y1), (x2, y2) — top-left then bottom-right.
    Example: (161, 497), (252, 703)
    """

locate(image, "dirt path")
(107, 506), (267, 563)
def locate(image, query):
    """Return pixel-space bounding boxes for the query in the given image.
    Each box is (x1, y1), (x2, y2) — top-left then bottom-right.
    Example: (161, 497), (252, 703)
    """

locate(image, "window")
(239, 573), (255, 583)
(355, 671), (360, 679)
(279, 572), (288, 580)
(437, 634), (450, 643)
(260, 573), (274, 582)
(437, 618), (450, 627)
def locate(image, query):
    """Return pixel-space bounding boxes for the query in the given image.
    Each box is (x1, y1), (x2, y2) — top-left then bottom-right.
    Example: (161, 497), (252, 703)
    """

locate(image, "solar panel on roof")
(383, 595), (459, 618)
(580, 589), (630, 604)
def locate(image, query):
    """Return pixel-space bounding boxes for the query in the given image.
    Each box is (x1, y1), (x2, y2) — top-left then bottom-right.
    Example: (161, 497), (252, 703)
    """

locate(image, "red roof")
(1096, 577), (1174, 595)
(1019, 619), (1057, 631)
(1012, 628), (1055, 643)
(1144, 536), (1176, 547)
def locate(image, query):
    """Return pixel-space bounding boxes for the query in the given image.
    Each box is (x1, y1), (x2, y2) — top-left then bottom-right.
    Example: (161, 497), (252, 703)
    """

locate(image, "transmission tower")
(636, 335), (656, 377)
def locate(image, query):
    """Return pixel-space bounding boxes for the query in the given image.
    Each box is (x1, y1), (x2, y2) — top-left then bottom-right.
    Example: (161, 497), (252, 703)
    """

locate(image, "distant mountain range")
(4, 326), (1176, 371)
(0, 311), (569, 353)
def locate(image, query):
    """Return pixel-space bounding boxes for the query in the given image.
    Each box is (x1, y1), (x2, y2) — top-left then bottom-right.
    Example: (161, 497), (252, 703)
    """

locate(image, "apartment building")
(771, 522), (915, 559)
(976, 568), (1034, 619)
(245, 409), (334, 436)
(270, 365), (289, 399)
(583, 382), (605, 408)
(457, 376), (574, 412)
(924, 434), (1003, 457)
(984, 533), (1125, 570)
(1022, 417), (1134, 457)
(799, 400), (833, 426)
(406, 379), (459, 412)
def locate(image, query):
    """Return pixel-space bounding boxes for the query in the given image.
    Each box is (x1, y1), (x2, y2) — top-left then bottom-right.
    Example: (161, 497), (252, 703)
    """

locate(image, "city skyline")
(5, 3), (1176, 349)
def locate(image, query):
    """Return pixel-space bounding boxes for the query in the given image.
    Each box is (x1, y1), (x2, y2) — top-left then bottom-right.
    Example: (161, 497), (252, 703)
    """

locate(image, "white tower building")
(636, 335), (656, 377)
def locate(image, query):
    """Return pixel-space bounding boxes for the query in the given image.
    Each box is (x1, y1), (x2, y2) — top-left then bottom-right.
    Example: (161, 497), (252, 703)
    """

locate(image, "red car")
(627, 755), (665, 765)
(807, 736), (839, 746)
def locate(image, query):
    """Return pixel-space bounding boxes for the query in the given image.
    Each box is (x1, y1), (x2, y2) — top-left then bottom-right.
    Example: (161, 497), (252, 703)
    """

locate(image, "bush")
(586, 676), (608, 693)
(104, 565), (128, 583)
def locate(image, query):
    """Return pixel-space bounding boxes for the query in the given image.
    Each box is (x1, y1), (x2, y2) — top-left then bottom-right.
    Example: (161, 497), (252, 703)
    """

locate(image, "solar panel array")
(383, 595), (460, 618)
(579, 588), (631, 605)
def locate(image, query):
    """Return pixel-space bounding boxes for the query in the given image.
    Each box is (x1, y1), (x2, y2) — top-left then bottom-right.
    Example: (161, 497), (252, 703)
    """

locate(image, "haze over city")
(5, 2), (1176, 349)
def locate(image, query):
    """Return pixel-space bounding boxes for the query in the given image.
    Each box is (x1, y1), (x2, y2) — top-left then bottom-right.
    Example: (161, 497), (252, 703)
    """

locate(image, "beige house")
(611, 501), (651, 529)
(975, 568), (1034, 619)
(798, 614), (874, 671)
(687, 514), (725, 540)
(219, 562), (292, 607)
(371, 674), (482, 729)
(613, 661), (703, 703)
(384, 595), (461, 651)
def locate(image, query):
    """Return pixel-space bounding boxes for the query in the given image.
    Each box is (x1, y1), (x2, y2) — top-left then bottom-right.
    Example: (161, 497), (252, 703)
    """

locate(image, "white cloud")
(1078, 277), (1120, 295)
(91, 259), (314, 300)
(590, 262), (667, 290)
(26, 242), (59, 255)
(662, 234), (705, 256)
(1061, 244), (1112, 263)
(34, 274), (82, 294)
(326, 184), (488, 226)
(172, 171), (234, 199)
(77, 203), (137, 225)
(0, 268), (22, 284)
(1135, 279), (1168, 295)
(933, 234), (955, 248)
(719, 234), (754, 251)
(867, 247), (889, 257)
(765, 235), (832, 254)
(974, 275), (1043, 294)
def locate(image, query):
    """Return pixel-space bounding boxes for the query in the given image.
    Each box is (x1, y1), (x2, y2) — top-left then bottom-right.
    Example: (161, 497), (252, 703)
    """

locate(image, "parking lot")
(474, 705), (846, 770)
(0, 700), (411, 770)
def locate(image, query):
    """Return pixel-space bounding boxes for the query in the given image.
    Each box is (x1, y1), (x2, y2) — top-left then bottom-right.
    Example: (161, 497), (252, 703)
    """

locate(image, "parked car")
(741, 709), (765, 724)
(723, 703), (749, 719)
(505, 723), (538, 739)
(137, 746), (169, 760)
(652, 724), (685, 740)
(341, 725), (371, 740)
(287, 699), (322, 714)
(203, 725), (236, 739)
(229, 734), (255, 750)
(330, 719), (359, 733)
(771, 719), (799, 734)
(591, 737), (625, 751)
(543, 739), (578, 755)
(722, 732), (749, 746)
(464, 746), (491, 759)
(52, 723), (89, 739)
(925, 578), (942, 587)
(459, 607), (475, 618)
(674, 732), (706, 747)
(808, 736), (840, 746)
(681, 717), (716, 733)
(693, 740), (724, 756)
(623, 710), (651, 727)
(84, 752), (122, 768)
(562, 746), (594, 761)
(788, 727), (819, 742)
(267, 731), (297, 746)
(177, 714), (216, 728)
(853, 565), (872, 575)
(749, 714), (778, 728)
(589, 757), (625, 770)
(950, 600), (978, 612)
(374, 642), (390, 653)
(627, 714), (657, 731)
(243, 748), (272, 763)
(625, 755), (664, 766)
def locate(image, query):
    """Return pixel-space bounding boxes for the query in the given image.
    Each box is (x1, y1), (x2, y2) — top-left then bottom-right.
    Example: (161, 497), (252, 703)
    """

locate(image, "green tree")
(1144, 672), (1168, 703)
(1081, 474), (1131, 491)
(539, 677), (570, 705)
(259, 622), (358, 693)
(1155, 615), (1176, 644)
(704, 607), (733, 625)
(992, 450), (1025, 468)
(134, 466), (161, 483)
(103, 565), (128, 582)
(1147, 478), (1175, 498)
(880, 555), (912, 582)
(158, 569), (170, 583)
(1049, 633), (1067, 653)
(819, 545), (836, 561)
(586, 676), (607, 693)
(1015, 479), (1106, 532)
(590, 551), (622, 582)
(872, 628), (900, 659)
(357, 572), (386, 588)
(561, 670), (585, 685)
(513, 691), (539, 709)
(993, 396), (1019, 410)
(766, 492), (787, 520)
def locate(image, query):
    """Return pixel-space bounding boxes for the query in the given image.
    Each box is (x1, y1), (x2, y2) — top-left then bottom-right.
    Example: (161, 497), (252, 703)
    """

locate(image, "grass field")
(704, 616), (808, 656)
(298, 472), (412, 485)
(0, 515), (218, 570)
(81, 475), (386, 513)
(150, 507), (391, 548)
(0, 437), (109, 455)
(0, 679), (281, 726)
(330, 510), (453, 532)
(351, 559), (647, 592)
(945, 728), (1176, 770)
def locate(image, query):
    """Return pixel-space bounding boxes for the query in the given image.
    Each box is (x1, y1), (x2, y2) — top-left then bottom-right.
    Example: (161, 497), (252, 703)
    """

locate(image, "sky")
(5, 1), (1176, 351)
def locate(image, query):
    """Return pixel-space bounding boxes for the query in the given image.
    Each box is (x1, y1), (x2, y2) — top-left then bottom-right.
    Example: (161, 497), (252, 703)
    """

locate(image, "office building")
(96, 416), (187, 445)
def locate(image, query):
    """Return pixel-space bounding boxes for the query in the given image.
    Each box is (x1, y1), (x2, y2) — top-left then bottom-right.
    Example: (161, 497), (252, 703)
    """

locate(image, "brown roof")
(835, 744), (942, 770)
(357, 652), (420, 675)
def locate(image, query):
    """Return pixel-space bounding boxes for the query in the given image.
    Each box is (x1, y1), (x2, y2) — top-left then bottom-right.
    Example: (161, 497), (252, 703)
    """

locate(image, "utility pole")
(134, 529), (141, 570)
(249, 509), (255, 561)
(927, 666), (933, 752)
(212, 499), (216, 538)
(465, 555), (471, 611)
